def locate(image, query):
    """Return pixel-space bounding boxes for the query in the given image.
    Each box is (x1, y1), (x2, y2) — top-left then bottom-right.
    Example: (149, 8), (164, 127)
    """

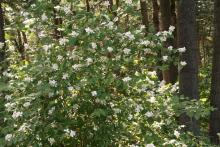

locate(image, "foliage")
(0, 0), (215, 146)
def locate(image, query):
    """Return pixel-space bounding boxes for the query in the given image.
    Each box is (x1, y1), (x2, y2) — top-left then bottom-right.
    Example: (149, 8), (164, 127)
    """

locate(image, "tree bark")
(169, 0), (178, 84)
(159, 0), (177, 84)
(152, 0), (159, 32)
(17, 30), (25, 60)
(209, 0), (220, 144)
(86, 0), (90, 12)
(177, 0), (199, 134)
(160, 0), (171, 83)
(0, 1), (5, 72)
(152, 0), (163, 81)
(53, 0), (63, 39)
(140, 0), (149, 34)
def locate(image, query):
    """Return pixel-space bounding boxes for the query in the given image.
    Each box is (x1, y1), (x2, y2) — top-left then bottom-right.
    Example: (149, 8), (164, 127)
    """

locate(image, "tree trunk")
(177, 0), (199, 134)
(140, 0), (149, 34)
(17, 30), (25, 60)
(209, 0), (220, 144)
(0, 1), (5, 72)
(152, 0), (162, 81)
(159, 0), (172, 83)
(152, 0), (160, 32)
(159, 0), (177, 84)
(53, 0), (63, 39)
(169, 0), (178, 84)
(86, 0), (90, 12)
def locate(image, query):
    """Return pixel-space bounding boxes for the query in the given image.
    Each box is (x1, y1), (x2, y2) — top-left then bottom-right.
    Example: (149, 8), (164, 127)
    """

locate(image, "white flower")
(174, 130), (180, 138)
(64, 129), (76, 137)
(48, 138), (55, 145)
(18, 123), (30, 132)
(113, 17), (119, 22)
(12, 111), (23, 119)
(23, 102), (31, 108)
(42, 45), (52, 52)
(168, 46), (173, 51)
(106, 21), (114, 29)
(124, 31), (135, 40)
(24, 76), (33, 82)
(178, 47), (186, 53)
(5, 134), (13, 142)
(91, 91), (97, 96)
(145, 143), (155, 147)
(0, 42), (4, 49)
(128, 114), (133, 120)
(23, 18), (35, 26)
(148, 71), (157, 77)
(73, 104), (79, 111)
(70, 130), (76, 137)
(140, 40), (150, 46)
(91, 42), (97, 49)
(123, 48), (131, 54)
(48, 107), (55, 115)
(71, 31), (79, 37)
(162, 31), (169, 36)
(162, 56), (168, 62)
(160, 36), (167, 42)
(113, 108), (121, 114)
(41, 13), (48, 21)
(57, 28), (64, 32)
(135, 104), (143, 113)
(125, 0), (132, 5)
(86, 58), (93, 65)
(57, 55), (63, 61)
(103, 1), (110, 6)
(63, 6), (71, 14)
(62, 73), (69, 80)
(72, 64), (82, 70)
(169, 25), (175, 32)
(5, 95), (12, 101)
(148, 96), (156, 103)
(180, 61), (187, 66)
(85, 27), (94, 34)
(59, 38), (68, 45)
(49, 80), (57, 87)
(156, 32), (161, 36)
(122, 76), (132, 82)
(145, 111), (154, 117)
(54, 5), (61, 11)
(52, 64), (59, 71)
(5, 102), (15, 111)
(68, 86), (74, 91)
(107, 47), (113, 52)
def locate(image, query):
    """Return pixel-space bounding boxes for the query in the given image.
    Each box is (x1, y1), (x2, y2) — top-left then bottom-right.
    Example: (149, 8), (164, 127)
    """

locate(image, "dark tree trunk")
(140, 0), (149, 34)
(109, 0), (113, 10)
(17, 30), (25, 60)
(53, 0), (63, 39)
(177, 0), (199, 134)
(171, 0), (177, 48)
(22, 31), (28, 44)
(109, 0), (117, 18)
(169, 0), (178, 84)
(209, 0), (220, 144)
(159, 0), (172, 84)
(160, 0), (172, 32)
(152, 0), (160, 32)
(0, 1), (5, 69)
(159, 0), (177, 84)
(152, 0), (162, 81)
(86, 0), (90, 12)
(116, 0), (119, 8)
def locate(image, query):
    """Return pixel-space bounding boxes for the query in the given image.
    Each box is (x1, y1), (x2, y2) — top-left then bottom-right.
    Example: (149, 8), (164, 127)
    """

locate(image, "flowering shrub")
(0, 1), (213, 146)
